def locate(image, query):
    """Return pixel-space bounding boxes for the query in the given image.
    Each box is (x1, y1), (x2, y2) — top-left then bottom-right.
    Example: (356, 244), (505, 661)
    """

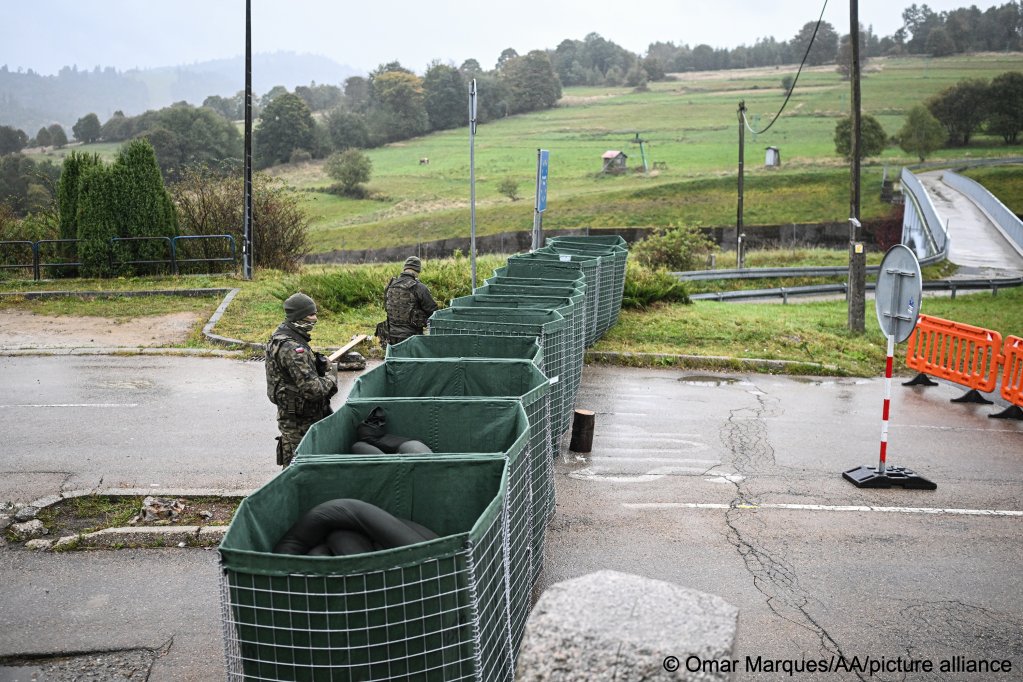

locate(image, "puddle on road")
(788, 377), (872, 387)
(677, 374), (740, 386)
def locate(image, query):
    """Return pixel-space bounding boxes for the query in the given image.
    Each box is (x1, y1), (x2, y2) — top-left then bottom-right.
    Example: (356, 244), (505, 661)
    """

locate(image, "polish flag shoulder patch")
(294, 347), (305, 353)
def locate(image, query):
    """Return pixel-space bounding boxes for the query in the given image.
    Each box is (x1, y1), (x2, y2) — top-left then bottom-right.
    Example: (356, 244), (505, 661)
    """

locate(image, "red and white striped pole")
(878, 333), (895, 473)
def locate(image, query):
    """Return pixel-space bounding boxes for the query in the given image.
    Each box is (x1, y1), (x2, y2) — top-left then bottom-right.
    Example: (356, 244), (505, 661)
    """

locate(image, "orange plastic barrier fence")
(905, 314), (1003, 393)
(1001, 336), (1023, 408)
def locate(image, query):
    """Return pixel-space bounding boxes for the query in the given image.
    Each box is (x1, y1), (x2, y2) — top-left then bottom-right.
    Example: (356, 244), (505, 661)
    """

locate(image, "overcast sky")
(2, 0), (998, 76)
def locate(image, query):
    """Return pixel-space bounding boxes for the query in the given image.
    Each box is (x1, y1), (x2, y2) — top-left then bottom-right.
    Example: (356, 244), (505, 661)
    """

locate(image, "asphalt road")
(1, 355), (1021, 681)
(918, 170), (1023, 277)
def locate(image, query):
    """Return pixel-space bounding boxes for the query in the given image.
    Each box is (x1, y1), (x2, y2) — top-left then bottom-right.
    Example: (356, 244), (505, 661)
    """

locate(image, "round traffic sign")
(874, 244), (922, 342)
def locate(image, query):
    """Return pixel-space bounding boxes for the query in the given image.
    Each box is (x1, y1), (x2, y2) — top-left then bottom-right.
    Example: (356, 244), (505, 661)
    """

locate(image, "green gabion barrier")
(344, 360), (552, 647)
(220, 455), (512, 682)
(386, 334), (543, 369)
(428, 307), (571, 447)
(448, 294), (582, 434)
(545, 236), (628, 325)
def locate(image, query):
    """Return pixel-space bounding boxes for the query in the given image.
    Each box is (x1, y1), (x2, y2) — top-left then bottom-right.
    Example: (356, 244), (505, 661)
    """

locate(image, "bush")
(631, 224), (717, 272)
(498, 178), (519, 201)
(325, 149), (372, 196)
(75, 165), (120, 277)
(274, 254), (509, 314)
(834, 114), (888, 159)
(172, 163), (310, 272)
(622, 262), (690, 308)
(289, 149), (313, 164)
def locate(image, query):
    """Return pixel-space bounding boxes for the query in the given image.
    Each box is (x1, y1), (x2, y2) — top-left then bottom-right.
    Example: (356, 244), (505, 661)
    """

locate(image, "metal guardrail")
(900, 167), (949, 260)
(941, 171), (1023, 256)
(675, 265), (882, 281)
(0, 235), (237, 280)
(690, 277), (1023, 303)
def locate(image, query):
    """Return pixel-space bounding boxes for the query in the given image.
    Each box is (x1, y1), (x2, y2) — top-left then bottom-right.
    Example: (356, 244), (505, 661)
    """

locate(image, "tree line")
(642, 2), (1023, 73)
(832, 70), (1023, 162)
(0, 138), (310, 276)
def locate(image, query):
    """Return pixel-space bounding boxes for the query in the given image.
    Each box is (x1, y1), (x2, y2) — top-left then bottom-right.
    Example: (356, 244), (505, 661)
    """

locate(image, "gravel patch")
(0, 649), (157, 681)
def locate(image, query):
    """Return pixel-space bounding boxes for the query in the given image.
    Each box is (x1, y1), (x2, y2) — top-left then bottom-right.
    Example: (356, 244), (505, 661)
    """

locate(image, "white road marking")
(704, 474), (745, 484)
(0, 403), (139, 408)
(623, 502), (1023, 517)
(586, 456), (720, 464)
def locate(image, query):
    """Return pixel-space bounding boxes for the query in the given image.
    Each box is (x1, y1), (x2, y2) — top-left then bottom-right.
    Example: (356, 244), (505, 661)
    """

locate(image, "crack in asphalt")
(720, 385), (869, 681)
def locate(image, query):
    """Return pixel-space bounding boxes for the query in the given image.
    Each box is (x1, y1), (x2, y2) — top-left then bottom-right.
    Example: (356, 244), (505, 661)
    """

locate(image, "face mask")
(292, 318), (316, 333)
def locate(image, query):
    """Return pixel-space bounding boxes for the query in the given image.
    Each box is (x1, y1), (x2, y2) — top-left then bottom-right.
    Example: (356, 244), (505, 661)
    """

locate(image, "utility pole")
(847, 0), (865, 332)
(469, 79), (478, 290)
(242, 0), (253, 280)
(737, 100), (746, 255)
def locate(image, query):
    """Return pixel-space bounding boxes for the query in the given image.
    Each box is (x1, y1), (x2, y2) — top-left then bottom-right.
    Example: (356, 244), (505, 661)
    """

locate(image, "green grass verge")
(2, 253), (1020, 377)
(597, 286), (1023, 376)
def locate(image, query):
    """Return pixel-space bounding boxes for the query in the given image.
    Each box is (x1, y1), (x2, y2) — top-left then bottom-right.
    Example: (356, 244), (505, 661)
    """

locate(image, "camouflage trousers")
(275, 416), (317, 468)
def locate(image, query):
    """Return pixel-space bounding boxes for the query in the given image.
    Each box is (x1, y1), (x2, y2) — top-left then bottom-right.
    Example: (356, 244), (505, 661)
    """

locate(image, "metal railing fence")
(0, 235), (236, 280)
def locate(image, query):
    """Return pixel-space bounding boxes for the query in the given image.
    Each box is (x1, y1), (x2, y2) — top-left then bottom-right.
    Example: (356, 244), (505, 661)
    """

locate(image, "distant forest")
(1, 2), (1021, 136)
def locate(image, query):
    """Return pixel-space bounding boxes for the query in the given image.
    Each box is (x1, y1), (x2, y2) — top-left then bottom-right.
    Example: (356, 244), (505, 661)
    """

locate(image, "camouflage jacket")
(384, 273), (438, 341)
(265, 322), (338, 420)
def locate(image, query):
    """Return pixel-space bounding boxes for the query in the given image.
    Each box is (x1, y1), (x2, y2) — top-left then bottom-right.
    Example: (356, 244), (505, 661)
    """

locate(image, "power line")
(742, 0), (830, 136)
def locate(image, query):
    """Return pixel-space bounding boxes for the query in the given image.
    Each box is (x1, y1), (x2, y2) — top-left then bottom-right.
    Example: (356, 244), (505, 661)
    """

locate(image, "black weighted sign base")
(989, 404), (1023, 420)
(950, 388), (993, 405)
(842, 465), (937, 490)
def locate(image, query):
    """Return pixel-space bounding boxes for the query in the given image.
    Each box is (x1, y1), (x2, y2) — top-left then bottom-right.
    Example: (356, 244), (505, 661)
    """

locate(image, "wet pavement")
(1, 355), (1021, 680)
(918, 171), (1023, 277)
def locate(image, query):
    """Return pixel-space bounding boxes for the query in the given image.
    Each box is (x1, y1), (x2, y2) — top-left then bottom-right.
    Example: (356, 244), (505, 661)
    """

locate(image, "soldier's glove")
(315, 353), (329, 377)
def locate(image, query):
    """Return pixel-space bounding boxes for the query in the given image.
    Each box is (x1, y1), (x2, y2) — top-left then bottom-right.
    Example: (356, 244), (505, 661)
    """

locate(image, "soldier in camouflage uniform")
(265, 292), (338, 467)
(383, 256), (438, 346)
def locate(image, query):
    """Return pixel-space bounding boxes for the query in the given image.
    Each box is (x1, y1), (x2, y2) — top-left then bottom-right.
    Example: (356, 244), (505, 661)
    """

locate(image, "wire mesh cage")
(545, 236), (628, 326)
(344, 362), (553, 645)
(447, 294), (582, 435)
(385, 334), (544, 370)
(427, 307), (570, 451)
(535, 247), (616, 340)
(504, 256), (599, 348)
(219, 456), (513, 682)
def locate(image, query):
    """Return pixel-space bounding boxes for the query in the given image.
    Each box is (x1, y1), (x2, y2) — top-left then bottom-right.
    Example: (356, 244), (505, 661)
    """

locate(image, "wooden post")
(569, 409), (595, 453)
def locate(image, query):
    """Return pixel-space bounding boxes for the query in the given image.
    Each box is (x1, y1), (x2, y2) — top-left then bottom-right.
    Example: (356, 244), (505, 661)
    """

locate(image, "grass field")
(261, 54), (1023, 255)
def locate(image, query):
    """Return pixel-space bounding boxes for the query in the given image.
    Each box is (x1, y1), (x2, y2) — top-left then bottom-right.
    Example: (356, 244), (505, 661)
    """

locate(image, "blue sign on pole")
(537, 149), (549, 213)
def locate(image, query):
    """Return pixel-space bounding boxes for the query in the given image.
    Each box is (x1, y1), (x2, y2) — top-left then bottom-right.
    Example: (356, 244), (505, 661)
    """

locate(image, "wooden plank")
(328, 334), (369, 362)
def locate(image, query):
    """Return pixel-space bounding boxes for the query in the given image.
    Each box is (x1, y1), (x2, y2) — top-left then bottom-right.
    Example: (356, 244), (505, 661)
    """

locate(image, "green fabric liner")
(448, 293), (574, 313)
(385, 334), (543, 366)
(429, 306), (567, 329)
(546, 234), (628, 248)
(474, 283), (584, 300)
(535, 246), (617, 336)
(493, 263), (586, 284)
(446, 294), (582, 402)
(296, 397), (530, 458)
(545, 238), (629, 325)
(504, 257), (597, 326)
(348, 358), (549, 403)
(428, 307), (570, 422)
(219, 455), (507, 576)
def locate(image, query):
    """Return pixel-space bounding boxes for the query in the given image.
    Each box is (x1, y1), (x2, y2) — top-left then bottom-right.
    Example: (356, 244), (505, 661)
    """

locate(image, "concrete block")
(516, 570), (738, 681)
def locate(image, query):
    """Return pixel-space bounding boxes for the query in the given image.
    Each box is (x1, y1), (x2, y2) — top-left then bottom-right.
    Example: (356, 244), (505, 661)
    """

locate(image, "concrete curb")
(18, 489), (251, 552)
(201, 287), (265, 351)
(51, 525), (229, 550)
(585, 350), (841, 374)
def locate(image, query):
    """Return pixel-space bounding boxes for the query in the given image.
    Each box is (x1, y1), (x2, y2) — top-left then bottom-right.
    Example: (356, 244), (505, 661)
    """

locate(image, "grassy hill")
(271, 53), (1023, 256)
